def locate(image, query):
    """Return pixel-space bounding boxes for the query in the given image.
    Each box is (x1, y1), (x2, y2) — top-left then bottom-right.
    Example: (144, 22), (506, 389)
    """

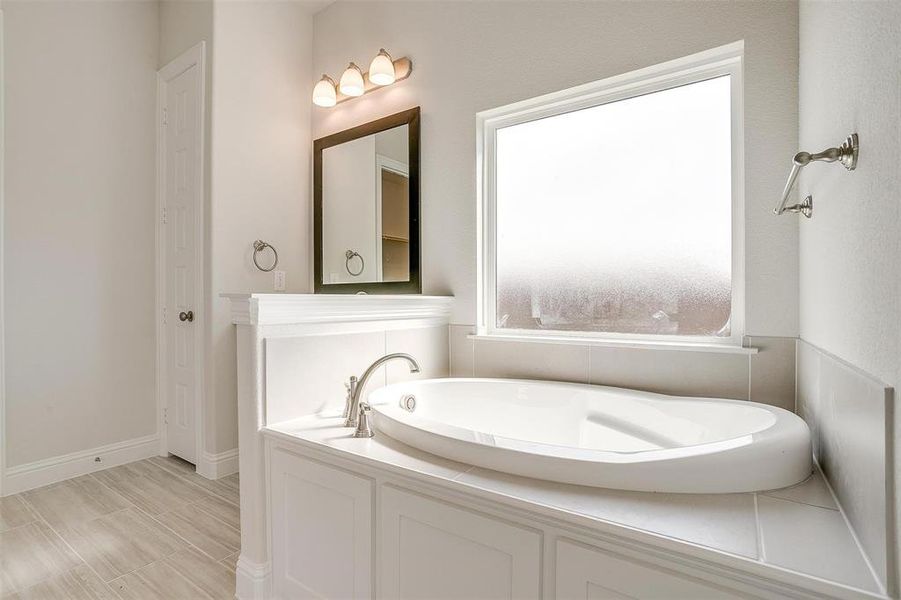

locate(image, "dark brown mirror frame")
(313, 107), (421, 294)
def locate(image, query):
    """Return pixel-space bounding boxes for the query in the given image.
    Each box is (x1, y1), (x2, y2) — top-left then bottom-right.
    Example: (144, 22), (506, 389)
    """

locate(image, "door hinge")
(162, 306), (168, 324)
(163, 407), (169, 425)
(161, 206), (168, 224)
(162, 107), (169, 126)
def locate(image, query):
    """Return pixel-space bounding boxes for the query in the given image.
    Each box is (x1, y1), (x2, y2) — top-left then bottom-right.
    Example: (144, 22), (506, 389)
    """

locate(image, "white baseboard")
(197, 447), (239, 480)
(235, 556), (271, 600)
(3, 434), (159, 495)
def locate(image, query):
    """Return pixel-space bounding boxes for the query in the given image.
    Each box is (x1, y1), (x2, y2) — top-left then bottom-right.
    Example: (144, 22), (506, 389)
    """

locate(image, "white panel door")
(162, 58), (201, 463)
(270, 448), (373, 599)
(556, 539), (749, 599)
(380, 485), (541, 599)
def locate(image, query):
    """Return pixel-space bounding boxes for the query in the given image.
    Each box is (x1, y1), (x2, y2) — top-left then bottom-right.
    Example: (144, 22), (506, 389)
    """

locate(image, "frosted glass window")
(493, 75), (733, 337)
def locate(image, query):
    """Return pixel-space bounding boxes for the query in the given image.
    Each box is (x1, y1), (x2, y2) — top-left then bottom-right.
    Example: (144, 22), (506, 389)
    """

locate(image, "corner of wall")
(207, 0), (314, 457)
(0, 5), (6, 496)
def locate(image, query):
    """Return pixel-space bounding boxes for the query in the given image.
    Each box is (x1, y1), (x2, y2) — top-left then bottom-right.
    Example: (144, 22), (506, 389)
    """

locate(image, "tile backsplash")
(796, 339), (894, 593)
(588, 345), (750, 401)
(748, 335), (796, 412)
(265, 324), (449, 424)
(450, 325), (795, 409)
(476, 339), (590, 383)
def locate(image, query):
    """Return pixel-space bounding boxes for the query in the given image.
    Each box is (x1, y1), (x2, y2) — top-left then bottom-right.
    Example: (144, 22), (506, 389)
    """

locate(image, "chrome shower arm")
(773, 133), (858, 216)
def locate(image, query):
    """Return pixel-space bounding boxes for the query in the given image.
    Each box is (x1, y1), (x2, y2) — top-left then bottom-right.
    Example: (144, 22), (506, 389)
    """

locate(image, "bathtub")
(368, 378), (812, 493)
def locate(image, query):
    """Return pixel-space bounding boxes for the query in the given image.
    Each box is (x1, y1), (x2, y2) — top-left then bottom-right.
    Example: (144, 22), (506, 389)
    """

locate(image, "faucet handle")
(352, 402), (374, 438)
(342, 376), (358, 419)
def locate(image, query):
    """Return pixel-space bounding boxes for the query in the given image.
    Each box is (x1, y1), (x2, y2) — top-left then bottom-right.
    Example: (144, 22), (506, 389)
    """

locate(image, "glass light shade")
(368, 49), (396, 86)
(339, 63), (365, 97)
(312, 75), (336, 107)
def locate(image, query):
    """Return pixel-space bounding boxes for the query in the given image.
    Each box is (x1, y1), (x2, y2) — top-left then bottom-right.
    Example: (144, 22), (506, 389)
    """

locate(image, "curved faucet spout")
(345, 353), (420, 428)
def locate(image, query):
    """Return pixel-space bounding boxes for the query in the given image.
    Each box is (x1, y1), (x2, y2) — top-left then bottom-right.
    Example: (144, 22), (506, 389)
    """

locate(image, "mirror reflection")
(321, 124), (410, 285)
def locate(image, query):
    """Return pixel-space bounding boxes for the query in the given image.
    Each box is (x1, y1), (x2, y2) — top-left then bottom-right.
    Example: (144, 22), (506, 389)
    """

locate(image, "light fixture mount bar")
(335, 57), (412, 104)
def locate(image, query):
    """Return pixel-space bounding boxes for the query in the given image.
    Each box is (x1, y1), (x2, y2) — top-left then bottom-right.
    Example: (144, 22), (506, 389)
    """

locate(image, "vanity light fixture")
(338, 62), (365, 97)
(312, 50), (413, 107)
(312, 74), (337, 107)
(368, 49), (396, 85)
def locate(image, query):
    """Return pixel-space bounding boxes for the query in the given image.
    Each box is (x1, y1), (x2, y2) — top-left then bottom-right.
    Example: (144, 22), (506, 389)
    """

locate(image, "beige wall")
(209, 0), (313, 454)
(797, 0), (901, 587)
(0, 0), (314, 478)
(160, 0), (212, 66)
(2, 0), (159, 466)
(312, 0), (800, 337)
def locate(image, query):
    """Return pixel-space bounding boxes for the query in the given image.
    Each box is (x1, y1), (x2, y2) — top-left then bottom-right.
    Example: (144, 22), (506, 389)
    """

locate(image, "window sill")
(467, 333), (758, 355)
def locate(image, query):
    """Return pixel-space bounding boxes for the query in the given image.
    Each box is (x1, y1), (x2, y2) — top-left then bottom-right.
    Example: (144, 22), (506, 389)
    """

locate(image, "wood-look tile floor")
(0, 457), (239, 599)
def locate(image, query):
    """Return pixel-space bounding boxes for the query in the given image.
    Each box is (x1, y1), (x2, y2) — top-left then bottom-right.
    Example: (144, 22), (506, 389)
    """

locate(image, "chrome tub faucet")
(344, 353), (421, 437)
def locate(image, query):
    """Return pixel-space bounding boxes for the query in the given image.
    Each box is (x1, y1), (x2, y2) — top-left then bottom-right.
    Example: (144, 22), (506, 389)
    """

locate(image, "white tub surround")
(449, 326), (799, 412)
(264, 416), (883, 599)
(797, 340), (895, 595)
(225, 293), (453, 600)
(370, 378), (811, 493)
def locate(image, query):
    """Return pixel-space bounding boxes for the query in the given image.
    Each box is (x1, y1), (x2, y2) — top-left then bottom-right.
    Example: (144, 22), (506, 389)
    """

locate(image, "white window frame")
(476, 42), (745, 349)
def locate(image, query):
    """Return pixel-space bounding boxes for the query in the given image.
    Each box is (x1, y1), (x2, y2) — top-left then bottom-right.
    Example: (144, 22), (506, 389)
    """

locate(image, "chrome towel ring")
(345, 249), (365, 276)
(252, 240), (279, 272)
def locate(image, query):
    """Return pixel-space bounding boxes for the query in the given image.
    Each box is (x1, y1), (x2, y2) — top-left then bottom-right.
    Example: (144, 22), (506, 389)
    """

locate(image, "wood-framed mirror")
(313, 107), (420, 294)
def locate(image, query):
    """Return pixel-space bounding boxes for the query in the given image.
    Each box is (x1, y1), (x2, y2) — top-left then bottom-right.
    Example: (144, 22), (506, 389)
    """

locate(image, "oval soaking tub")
(368, 378), (812, 493)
